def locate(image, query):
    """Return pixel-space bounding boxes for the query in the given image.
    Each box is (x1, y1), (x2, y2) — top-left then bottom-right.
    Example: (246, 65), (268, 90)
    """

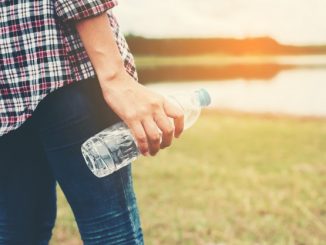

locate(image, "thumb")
(163, 98), (184, 138)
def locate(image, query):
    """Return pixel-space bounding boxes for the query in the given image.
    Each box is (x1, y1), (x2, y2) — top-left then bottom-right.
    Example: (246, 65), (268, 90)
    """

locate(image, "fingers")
(123, 95), (184, 158)
(163, 99), (184, 138)
(154, 111), (174, 149)
(141, 117), (162, 156)
(129, 121), (149, 156)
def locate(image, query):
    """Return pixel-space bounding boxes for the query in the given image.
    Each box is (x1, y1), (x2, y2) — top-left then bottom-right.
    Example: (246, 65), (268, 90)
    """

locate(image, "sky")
(113, 0), (326, 45)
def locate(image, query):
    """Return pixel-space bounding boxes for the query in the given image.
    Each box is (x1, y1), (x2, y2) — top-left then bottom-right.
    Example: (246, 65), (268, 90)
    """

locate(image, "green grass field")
(50, 111), (326, 245)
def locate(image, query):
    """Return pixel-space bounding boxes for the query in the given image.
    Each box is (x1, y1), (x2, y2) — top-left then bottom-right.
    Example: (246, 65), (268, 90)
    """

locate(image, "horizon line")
(124, 33), (326, 47)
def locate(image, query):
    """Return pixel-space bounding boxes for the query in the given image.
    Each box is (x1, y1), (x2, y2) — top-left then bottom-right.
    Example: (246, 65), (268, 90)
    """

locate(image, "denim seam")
(118, 169), (141, 244)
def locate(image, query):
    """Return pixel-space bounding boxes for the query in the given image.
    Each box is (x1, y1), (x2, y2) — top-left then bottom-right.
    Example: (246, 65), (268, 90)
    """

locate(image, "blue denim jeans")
(0, 76), (144, 244)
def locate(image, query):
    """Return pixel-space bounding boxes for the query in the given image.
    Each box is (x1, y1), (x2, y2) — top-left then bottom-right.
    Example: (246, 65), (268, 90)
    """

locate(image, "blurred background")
(51, 0), (326, 244)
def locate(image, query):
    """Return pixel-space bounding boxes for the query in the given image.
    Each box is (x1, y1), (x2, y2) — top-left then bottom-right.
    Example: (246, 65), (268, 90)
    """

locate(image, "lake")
(144, 56), (326, 118)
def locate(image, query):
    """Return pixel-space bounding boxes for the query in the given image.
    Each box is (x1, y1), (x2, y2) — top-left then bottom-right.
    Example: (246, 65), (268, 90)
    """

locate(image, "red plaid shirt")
(0, 0), (138, 137)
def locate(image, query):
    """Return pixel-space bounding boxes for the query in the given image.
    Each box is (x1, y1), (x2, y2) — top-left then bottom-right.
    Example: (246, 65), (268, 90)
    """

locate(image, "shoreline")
(202, 108), (326, 122)
(135, 54), (326, 68)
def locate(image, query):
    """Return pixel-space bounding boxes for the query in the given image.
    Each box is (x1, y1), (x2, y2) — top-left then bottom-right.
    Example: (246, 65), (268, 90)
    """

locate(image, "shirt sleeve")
(54, 0), (118, 23)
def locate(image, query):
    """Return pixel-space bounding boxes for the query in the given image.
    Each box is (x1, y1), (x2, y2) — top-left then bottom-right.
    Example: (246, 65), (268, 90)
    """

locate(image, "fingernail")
(143, 152), (150, 156)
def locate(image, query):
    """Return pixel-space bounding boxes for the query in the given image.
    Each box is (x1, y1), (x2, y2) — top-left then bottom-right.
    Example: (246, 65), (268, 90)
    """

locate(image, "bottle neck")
(195, 88), (211, 107)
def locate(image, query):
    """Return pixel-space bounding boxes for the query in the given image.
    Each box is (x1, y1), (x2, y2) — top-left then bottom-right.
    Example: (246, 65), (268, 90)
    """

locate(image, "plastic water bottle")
(81, 88), (211, 178)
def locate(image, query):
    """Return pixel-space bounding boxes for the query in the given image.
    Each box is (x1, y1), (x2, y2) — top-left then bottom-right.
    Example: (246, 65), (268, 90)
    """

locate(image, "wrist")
(96, 62), (126, 82)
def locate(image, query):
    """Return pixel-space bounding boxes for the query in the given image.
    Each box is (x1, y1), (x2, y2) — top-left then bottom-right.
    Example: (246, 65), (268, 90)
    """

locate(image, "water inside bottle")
(81, 121), (139, 177)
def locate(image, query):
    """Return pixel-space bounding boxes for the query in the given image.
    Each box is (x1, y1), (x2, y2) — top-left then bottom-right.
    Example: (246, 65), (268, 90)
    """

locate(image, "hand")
(98, 70), (184, 156)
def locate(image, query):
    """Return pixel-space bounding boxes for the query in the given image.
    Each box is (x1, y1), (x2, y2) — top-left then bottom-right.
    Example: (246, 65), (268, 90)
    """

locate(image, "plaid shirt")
(0, 0), (138, 137)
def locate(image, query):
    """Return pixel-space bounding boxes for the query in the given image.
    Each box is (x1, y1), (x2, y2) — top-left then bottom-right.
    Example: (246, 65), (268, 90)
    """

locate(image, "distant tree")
(125, 36), (326, 56)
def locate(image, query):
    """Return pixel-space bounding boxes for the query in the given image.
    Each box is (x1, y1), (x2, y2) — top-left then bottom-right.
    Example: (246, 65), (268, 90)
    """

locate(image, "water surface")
(146, 66), (326, 118)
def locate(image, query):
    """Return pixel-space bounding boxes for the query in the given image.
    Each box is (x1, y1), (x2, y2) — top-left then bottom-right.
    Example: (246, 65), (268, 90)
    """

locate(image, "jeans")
(0, 76), (144, 244)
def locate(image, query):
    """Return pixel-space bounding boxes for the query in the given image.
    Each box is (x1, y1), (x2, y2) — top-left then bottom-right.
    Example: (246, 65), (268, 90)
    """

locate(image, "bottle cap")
(196, 88), (211, 107)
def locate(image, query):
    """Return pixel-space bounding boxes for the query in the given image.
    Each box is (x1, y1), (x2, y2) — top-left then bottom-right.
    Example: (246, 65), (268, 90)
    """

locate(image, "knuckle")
(167, 125), (175, 134)
(150, 134), (161, 143)
(177, 112), (184, 120)
(137, 136), (147, 144)
(163, 126), (174, 135)
(125, 111), (137, 121)
(140, 146), (149, 154)
(149, 98), (162, 109)
(135, 105), (147, 115)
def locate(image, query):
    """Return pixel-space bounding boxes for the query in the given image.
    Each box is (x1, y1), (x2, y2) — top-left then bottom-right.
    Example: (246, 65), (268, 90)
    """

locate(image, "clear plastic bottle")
(81, 88), (211, 178)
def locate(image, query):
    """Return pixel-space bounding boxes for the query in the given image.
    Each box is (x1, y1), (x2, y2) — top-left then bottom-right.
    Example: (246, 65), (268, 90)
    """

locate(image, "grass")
(50, 111), (326, 245)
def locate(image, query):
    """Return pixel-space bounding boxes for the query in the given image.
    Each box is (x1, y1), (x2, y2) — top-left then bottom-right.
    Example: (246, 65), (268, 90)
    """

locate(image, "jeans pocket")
(36, 81), (123, 154)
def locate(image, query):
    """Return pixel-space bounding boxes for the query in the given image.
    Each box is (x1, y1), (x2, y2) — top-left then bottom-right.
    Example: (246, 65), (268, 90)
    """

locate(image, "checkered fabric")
(0, 0), (138, 137)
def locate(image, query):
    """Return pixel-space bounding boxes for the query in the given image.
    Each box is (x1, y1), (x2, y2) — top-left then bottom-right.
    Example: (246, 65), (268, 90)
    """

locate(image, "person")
(0, 0), (184, 244)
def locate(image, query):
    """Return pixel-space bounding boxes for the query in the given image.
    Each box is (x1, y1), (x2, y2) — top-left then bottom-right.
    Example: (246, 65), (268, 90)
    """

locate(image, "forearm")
(71, 8), (184, 155)
(74, 12), (125, 81)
